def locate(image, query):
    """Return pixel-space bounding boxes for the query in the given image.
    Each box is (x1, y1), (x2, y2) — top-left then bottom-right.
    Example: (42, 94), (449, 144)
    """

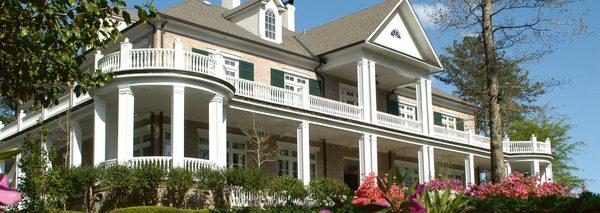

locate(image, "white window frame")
(277, 142), (318, 178)
(205, 49), (241, 78)
(397, 100), (417, 121)
(339, 83), (359, 106)
(133, 126), (152, 157)
(283, 72), (308, 93)
(228, 139), (247, 169)
(196, 129), (210, 160)
(440, 112), (458, 130)
(264, 9), (277, 40)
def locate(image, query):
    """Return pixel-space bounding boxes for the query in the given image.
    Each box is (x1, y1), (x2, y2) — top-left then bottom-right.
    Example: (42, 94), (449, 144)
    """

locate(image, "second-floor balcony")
(0, 39), (552, 155)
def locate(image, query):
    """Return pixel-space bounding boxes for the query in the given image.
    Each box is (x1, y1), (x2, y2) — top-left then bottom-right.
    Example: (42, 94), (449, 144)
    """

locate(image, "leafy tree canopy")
(505, 108), (586, 189)
(436, 36), (559, 133)
(0, 0), (157, 107)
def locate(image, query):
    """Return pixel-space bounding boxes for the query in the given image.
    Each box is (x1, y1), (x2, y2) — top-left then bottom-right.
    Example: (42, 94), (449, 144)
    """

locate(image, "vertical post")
(17, 110), (25, 131)
(0, 160), (4, 174)
(467, 128), (474, 145)
(70, 122), (82, 167)
(120, 38), (132, 69)
(212, 52), (226, 78)
(531, 134), (538, 153)
(358, 134), (377, 183)
(14, 153), (21, 189)
(530, 160), (540, 177)
(416, 78), (433, 136)
(545, 163), (553, 182)
(171, 85), (185, 168)
(94, 98), (107, 166)
(94, 50), (104, 71)
(428, 146), (435, 180)
(117, 85), (135, 164)
(418, 145), (429, 183)
(173, 38), (185, 70)
(297, 121), (311, 185)
(505, 161), (512, 176)
(209, 95), (227, 168)
(357, 59), (377, 123)
(545, 138), (552, 154)
(464, 154), (475, 185)
(302, 87), (310, 109)
(503, 135), (510, 152)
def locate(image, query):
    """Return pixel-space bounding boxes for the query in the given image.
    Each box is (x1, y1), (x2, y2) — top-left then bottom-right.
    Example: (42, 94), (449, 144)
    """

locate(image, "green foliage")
(132, 164), (166, 206)
(420, 187), (469, 213)
(100, 165), (135, 210)
(267, 175), (308, 206)
(0, 0), (157, 105)
(109, 206), (211, 213)
(466, 192), (600, 213)
(224, 168), (268, 193)
(436, 36), (557, 133)
(18, 134), (54, 212)
(165, 168), (195, 208)
(308, 177), (352, 209)
(195, 167), (227, 208)
(505, 109), (586, 188)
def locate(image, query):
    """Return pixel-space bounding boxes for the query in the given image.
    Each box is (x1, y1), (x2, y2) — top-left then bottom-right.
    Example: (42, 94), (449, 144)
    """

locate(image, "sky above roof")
(129, 0), (600, 192)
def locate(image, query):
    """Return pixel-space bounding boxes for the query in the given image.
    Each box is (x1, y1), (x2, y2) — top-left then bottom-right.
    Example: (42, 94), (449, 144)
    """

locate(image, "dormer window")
(265, 9), (277, 40)
(391, 29), (402, 39)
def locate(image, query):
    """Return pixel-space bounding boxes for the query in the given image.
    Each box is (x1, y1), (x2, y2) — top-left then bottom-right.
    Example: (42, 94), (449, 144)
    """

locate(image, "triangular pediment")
(368, 0), (442, 69)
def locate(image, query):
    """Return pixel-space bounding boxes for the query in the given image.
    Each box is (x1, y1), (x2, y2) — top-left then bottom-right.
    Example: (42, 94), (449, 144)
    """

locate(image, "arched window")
(391, 29), (402, 39)
(265, 10), (276, 40)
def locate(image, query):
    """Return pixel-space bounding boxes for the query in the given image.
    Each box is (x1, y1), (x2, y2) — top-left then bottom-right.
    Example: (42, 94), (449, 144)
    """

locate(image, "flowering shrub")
(352, 173), (384, 206)
(426, 177), (463, 192)
(466, 172), (573, 199)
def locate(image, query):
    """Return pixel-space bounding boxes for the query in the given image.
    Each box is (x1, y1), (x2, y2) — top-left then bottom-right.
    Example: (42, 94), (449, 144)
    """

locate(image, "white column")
(359, 134), (378, 182)
(14, 153), (21, 189)
(427, 146), (435, 180)
(209, 95), (227, 167)
(171, 85), (185, 168)
(94, 98), (107, 166)
(120, 38), (132, 69)
(464, 154), (475, 185)
(94, 50), (103, 71)
(357, 59), (377, 123)
(530, 160), (540, 177)
(531, 134), (538, 153)
(0, 161), (4, 174)
(17, 110), (25, 131)
(118, 85), (135, 163)
(418, 145), (429, 183)
(297, 121), (311, 185)
(173, 39), (185, 70)
(416, 78), (433, 136)
(545, 163), (554, 182)
(70, 122), (82, 167)
(505, 161), (512, 176)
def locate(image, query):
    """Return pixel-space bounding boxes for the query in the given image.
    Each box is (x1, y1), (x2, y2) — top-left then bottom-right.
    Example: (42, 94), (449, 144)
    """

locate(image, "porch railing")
(96, 157), (220, 172)
(376, 112), (422, 133)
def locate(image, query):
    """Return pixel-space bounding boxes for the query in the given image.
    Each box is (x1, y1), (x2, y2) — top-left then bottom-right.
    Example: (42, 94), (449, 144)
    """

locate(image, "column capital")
(210, 95), (225, 103)
(118, 85), (132, 93)
(173, 84), (185, 93)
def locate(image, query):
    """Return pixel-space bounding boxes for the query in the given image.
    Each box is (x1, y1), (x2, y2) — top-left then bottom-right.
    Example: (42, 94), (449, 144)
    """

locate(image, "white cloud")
(412, 3), (446, 29)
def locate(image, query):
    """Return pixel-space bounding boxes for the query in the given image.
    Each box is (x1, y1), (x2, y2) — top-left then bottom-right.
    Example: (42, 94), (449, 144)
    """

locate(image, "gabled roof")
(160, 0), (314, 59)
(222, 0), (261, 18)
(295, 0), (401, 56)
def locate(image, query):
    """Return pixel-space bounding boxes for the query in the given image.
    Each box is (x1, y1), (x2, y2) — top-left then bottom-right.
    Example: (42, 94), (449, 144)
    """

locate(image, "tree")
(436, 36), (557, 134)
(0, 0), (157, 107)
(429, 0), (587, 183)
(241, 113), (279, 170)
(18, 132), (53, 212)
(505, 108), (586, 189)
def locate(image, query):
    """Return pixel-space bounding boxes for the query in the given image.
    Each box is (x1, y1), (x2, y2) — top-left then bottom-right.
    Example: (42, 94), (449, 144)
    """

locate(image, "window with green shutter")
(434, 112), (443, 126)
(192, 48), (210, 56)
(388, 99), (399, 116)
(238, 61), (254, 81)
(270, 69), (285, 88)
(456, 118), (465, 131)
(309, 79), (322, 96)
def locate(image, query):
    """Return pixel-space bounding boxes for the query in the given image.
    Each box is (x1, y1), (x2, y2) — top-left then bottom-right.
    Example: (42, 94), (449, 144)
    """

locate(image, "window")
(196, 129), (209, 160)
(393, 160), (419, 185)
(228, 141), (247, 169)
(224, 57), (239, 77)
(339, 84), (358, 106)
(133, 133), (152, 156)
(265, 10), (276, 40)
(277, 145), (317, 178)
(441, 114), (457, 130)
(284, 73), (308, 93)
(390, 29), (402, 39)
(398, 103), (417, 121)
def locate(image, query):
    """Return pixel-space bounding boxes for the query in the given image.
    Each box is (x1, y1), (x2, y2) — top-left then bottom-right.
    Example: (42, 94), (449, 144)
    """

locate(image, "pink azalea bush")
(351, 173), (405, 207)
(426, 176), (464, 192)
(466, 172), (573, 199)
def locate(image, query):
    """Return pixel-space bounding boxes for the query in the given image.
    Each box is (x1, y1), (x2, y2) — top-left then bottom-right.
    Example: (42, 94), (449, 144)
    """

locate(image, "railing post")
(531, 134), (538, 153)
(302, 87), (310, 109)
(17, 110), (25, 131)
(94, 50), (104, 71)
(173, 38), (185, 70)
(120, 38), (132, 69)
(467, 128), (473, 145)
(212, 52), (226, 78)
(545, 138), (552, 154)
(503, 135), (510, 152)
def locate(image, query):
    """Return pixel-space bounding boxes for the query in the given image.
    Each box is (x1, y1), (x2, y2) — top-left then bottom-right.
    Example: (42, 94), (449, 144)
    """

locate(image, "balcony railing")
(97, 157), (219, 172)
(376, 112), (422, 133)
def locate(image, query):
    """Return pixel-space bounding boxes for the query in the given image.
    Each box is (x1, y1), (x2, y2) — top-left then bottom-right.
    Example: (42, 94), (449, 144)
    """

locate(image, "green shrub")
(267, 175), (307, 206)
(466, 193), (600, 213)
(224, 168), (268, 193)
(308, 177), (352, 209)
(65, 166), (100, 212)
(100, 165), (135, 211)
(109, 206), (211, 213)
(195, 167), (226, 208)
(132, 163), (166, 206)
(165, 168), (195, 208)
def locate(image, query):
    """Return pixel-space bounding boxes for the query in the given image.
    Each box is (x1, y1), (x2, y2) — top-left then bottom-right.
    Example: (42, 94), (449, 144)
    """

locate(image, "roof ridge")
(302, 0), (399, 34)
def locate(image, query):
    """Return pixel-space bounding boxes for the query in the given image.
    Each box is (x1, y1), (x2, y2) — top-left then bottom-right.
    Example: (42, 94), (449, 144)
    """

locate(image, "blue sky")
(139, 0), (600, 192)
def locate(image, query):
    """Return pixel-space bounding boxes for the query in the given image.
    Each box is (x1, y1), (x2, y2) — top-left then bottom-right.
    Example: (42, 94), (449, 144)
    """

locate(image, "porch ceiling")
(321, 63), (417, 91)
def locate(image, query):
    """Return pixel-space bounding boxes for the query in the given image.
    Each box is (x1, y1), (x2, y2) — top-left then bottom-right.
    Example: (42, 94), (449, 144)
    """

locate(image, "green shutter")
(434, 112), (443, 126)
(387, 99), (399, 116)
(457, 118), (465, 131)
(192, 48), (210, 56)
(239, 61), (254, 81)
(270, 69), (285, 88)
(309, 79), (322, 96)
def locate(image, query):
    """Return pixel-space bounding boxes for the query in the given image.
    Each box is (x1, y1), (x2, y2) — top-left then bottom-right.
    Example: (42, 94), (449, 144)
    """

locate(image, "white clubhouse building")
(0, 0), (553, 190)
